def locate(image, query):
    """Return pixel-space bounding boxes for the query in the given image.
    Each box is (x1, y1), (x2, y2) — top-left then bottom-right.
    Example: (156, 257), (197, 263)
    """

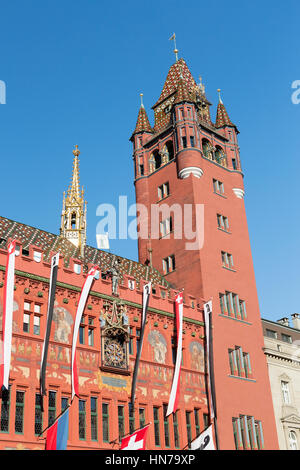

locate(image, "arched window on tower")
(202, 139), (213, 160)
(166, 140), (174, 161)
(215, 145), (227, 167)
(71, 212), (77, 229)
(153, 150), (162, 170)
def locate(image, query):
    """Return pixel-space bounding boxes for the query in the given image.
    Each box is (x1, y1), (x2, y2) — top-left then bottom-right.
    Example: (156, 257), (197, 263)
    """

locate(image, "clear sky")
(0, 0), (299, 323)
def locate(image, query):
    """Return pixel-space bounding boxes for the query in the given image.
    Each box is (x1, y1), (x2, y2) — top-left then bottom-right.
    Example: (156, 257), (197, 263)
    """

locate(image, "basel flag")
(71, 266), (98, 400)
(190, 424), (215, 450)
(0, 241), (16, 391)
(46, 407), (69, 450)
(166, 292), (183, 416)
(120, 424), (150, 450)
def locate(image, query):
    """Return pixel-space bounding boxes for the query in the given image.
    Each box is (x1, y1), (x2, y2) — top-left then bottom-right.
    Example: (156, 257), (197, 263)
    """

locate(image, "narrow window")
(194, 409), (200, 436)
(0, 386), (10, 433)
(33, 315), (40, 335)
(153, 406), (160, 446)
(34, 393), (43, 436)
(129, 403), (135, 435)
(281, 381), (291, 404)
(48, 391), (56, 427)
(186, 411), (192, 447)
(79, 399), (86, 440)
(15, 391), (25, 434)
(91, 397), (98, 441)
(118, 405), (125, 442)
(173, 411), (180, 448)
(163, 404), (170, 448)
(139, 407), (146, 429)
(102, 403), (109, 443)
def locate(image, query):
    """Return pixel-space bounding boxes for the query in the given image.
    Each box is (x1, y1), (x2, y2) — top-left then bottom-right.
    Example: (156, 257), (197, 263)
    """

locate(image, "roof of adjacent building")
(0, 215), (170, 289)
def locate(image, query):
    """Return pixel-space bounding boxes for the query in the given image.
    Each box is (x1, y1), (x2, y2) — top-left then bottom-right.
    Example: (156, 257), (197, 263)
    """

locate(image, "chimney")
(291, 313), (300, 330)
(277, 317), (289, 327)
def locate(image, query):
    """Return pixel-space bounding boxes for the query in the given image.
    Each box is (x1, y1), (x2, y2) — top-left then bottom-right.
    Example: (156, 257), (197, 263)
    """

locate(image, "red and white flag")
(120, 424), (150, 450)
(71, 266), (98, 400)
(0, 241), (16, 391)
(166, 292), (183, 416)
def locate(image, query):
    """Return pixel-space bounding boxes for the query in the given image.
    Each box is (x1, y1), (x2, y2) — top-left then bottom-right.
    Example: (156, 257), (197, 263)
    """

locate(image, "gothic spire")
(132, 95), (153, 136)
(215, 90), (236, 129)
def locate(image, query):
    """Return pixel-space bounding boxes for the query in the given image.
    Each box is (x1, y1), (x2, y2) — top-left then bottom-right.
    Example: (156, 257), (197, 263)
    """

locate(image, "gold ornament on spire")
(169, 33), (178, 62)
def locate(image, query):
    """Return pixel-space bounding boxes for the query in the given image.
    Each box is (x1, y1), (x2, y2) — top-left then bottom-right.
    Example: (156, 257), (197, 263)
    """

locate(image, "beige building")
(262, 315), (300, 450)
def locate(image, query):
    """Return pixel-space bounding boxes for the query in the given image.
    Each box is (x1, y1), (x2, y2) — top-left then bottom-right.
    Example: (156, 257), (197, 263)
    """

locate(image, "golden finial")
(140, 93), (144, 108)
(73, 144), (80, 157)
(169, 33), (178, 62)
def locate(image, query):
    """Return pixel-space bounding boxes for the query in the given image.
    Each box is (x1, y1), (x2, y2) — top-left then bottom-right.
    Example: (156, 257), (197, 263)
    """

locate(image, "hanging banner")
(131, 282), (151, 404)
(190, 424), (215, 450)
(40, 253), (59, 399)
(0, 241), (16, 391)
(204, 300), (216, 420)
(71, 266), (98, 400)
(166, 292), (183, 416)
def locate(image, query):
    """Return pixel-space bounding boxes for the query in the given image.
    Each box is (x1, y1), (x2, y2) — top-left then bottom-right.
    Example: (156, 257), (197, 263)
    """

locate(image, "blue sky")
(0, 0), (299, 322)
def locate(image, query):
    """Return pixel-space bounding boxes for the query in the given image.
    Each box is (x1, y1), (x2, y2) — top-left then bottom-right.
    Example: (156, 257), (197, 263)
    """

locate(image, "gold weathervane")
(169, 33), (178, 61)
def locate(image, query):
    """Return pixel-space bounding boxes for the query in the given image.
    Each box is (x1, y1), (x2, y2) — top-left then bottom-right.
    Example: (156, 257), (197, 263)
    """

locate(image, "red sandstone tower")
(131, 56), (279, 450)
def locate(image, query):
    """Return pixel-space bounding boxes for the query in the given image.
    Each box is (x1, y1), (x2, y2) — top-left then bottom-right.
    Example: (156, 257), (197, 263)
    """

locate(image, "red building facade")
(0, 216), (208, 450)
(131, 57), (279, 449)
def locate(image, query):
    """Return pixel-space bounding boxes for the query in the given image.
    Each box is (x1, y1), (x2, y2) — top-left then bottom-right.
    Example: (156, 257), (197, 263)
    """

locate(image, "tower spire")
(60, 145), (87, 256)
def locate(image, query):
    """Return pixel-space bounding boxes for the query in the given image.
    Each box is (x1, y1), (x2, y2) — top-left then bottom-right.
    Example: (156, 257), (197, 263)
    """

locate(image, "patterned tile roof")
(131, 105), (153, 137)
(215, 101), (235, 129)
(0, 216), (170, 289)
(153, 58), (198, 108)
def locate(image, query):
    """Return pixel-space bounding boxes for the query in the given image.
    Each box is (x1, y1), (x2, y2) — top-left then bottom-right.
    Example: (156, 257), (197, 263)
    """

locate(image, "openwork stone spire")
(60, 145), (87, 256)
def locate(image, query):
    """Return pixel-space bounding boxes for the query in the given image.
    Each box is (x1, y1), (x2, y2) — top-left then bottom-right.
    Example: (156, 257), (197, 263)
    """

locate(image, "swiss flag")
(120, 424), (150, 450)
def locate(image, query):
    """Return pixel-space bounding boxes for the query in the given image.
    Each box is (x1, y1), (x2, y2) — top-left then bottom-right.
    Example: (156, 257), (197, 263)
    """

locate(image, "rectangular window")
(229, 347), (251, 378)
(33, 315), (40, 335)
(0, 386), (10, 433)
(91, 397), (98, 441)
(232, 415), (264, 450)
(158, 182), (170, 200)
(163, 404), (170, 448)
(203, 413), (209, 430)
(15, 391), (25, 434)
(194, 409), (200, 436)
(35, 394), (43, 436)
(266, 329), (277, 339)
(139, 407), (146, 429)
(173, 411), (180, 448)
(79, 326), (85, 345)
(281, 381), (291, 404)
(232, 158), (237, 170)
(160, 217), (173, 238)
(190, 135), (195, 147)
(153, 406), (160, 447)
(61, 397), (69, 412)
(162, 254), (175, 274)
(23, 313), (30, 333)
(118, 405), (125, 443)
(282, 333), (292, 343)
(129, 403), (135, 435)
(102, 403), (109, 443)
(48, 391), (56, 427)
(79, 399), (86, 440)
(213, 178), (224, 195)
(182, 136), (187, 148)
(186, 411), (192, 448)
(88, 327), (94, 347)
(221, 251), (234, 269)
(136, 328), (141, 355)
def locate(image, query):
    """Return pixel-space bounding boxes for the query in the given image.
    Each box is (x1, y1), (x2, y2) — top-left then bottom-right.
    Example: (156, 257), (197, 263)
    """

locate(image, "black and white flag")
(40, 253), (59, 400)
(191, 424), (215, 450)
(131, 282), (151, 404)
(204, 300), (216, 420)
